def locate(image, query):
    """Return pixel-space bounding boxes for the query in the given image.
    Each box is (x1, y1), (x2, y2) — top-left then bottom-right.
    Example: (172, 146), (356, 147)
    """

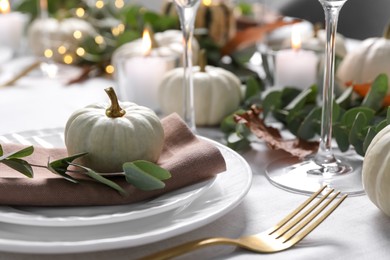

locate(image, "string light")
(57, 45), (67, 55)
(73, 30), (83, 39)
(111, 23), (125, 36)
(75, 7), (85, 18)
(105, 65), (114, 74)
(95, 0), (104, 9)
(44, 49), (53, 58)
(94, 35), (104, 45)
(63, 54), (73, 64)
(76, 47), (85, 57)
(114, 0), (124, 9)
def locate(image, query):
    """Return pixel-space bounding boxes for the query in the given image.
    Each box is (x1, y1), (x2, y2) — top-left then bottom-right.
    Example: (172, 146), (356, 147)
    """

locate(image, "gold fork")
(139, 185), (347, 260)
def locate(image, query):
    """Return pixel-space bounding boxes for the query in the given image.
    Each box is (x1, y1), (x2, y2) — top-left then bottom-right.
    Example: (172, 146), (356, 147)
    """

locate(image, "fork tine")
(268, 185), (327, 235)
(272, 188), (335, 238)
(281, 192), (348, 244)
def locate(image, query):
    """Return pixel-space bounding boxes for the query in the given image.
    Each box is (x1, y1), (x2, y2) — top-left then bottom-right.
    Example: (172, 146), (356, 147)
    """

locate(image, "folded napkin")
(0, 114), (226, 206)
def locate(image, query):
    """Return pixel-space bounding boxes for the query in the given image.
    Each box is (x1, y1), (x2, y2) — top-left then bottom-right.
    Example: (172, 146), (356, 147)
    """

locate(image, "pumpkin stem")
(105, 87), (126, 118)
(199, 49), (207, 73)
(383, 22), (390, 40)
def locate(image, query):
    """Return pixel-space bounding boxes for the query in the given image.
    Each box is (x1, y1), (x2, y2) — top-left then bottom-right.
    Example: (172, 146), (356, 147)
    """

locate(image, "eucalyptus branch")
(222, 74), (390, 157)
(0, 144), (171, 196)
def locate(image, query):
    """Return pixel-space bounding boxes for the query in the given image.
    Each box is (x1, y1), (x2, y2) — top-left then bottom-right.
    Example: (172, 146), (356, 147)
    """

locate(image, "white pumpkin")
(336, 26), (390, 92)
(112, 29), (199, 66)
(362, 124), (390, 217)
(158, 51), (242, 126)
(27, 17), (96, 64)
(65, 87), (164, 173)
(302, 29), (347, 58)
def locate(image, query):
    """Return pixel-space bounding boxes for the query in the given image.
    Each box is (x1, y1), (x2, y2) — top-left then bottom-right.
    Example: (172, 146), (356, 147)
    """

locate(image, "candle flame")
(142, 28), (153, 56)
(291, 26), (302, 50)
(202, 0), (212, 6)
(0, 0), (10, 14)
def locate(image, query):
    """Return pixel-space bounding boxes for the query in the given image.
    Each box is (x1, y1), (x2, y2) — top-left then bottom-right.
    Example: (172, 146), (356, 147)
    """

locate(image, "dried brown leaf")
(235, 106), (319, 158)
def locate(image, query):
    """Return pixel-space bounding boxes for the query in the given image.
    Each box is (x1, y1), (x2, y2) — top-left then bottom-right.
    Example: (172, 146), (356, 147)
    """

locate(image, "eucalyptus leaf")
(0, 144), (2, 157)
(333, 124), (350, 152)
(47, 153), (88, 183)
(244, 77), (262, 101)
(362, 73), (388, 111)
(375, 119), (388, 133)
(341, 107), (375, 128)
(123, 161), (171, 191)
(387, 107), (390, 124)
(262, 90), (282, 118)
(70, 163), (127, 196)
(130, 160), (171, 180)
(297, 107), (321, 140)
(363, 127), (377, 153)
(220, 109), (246, 134)
(1, 158), (33, 178)
(227, 132), (251, 151)
(284, 86), (316, 111)
(280, 88), (302, 107)
(336, 87), (353, 108)
(0, 146), (34, 160)
(349, 112), (367, 156)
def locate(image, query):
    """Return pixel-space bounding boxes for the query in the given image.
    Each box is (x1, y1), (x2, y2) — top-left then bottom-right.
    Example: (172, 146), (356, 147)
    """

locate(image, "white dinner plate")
(0, 129), (216, 226)
(0, 128), (252, 254)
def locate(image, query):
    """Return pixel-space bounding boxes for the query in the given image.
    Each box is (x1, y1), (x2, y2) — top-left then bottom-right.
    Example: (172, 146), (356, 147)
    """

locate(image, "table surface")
(0, 56), (390, 260)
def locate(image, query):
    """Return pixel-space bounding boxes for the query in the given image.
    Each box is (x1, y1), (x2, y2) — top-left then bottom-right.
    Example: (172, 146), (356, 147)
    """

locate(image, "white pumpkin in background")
(112, 29), (199, 66)
(362, 124), (390, 217)
(65, 87), (164, 173)
(302, 28), (347, 58)
(158, 50), (242, 126)
(27, 17), (96, 64)
(336, 25), (390, 92)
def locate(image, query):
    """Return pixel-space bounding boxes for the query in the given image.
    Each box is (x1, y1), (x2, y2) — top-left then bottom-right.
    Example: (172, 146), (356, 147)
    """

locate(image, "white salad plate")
(0, 128), (252, 254)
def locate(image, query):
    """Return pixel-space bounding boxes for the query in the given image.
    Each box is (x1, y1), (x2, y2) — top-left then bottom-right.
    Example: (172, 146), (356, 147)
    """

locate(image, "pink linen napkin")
(0, 113), (226, 206)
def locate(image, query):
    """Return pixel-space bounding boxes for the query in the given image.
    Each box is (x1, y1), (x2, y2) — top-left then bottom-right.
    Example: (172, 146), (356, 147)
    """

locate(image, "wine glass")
(173, 0), (200, 132)
(265, 0), (365, 196)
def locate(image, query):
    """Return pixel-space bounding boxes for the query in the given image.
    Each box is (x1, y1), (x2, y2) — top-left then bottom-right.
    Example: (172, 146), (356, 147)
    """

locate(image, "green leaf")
(226, 132), (251, 151)
(123, 161), (171, 191)
(341, 107), (375, 128)
(349, 112), (367, 156)
(363, 127), (377, 153)
(2, 158), (33, 178)
(336, 87), (353, 108)
(333, 124), (350, 152)
(362, 74), (388, 111)
(297, 107), (321, 139)
(285, 85), (317, 111)
(0, 144), (2, 157)
(244, 77), (262, 101)
(280, 88), (302, 107)
(262, 90), (282, 118)
(0, 146), (34, 160)
(387, 106), (390, 124)
(47, 153), (88, 183)
(220, 109), (246, 133)
(70, 163), (127, 196)
(375, 119), (388, 133)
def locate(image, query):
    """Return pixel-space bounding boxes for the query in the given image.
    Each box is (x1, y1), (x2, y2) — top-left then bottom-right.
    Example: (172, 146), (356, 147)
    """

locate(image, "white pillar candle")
(115, 55), (176, 111)
(0, 0), (28, 55)
(274, 48), (319, 89)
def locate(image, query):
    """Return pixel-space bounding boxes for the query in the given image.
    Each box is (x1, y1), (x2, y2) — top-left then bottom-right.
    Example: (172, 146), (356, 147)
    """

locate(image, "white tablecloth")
(0, 59), (390, 260)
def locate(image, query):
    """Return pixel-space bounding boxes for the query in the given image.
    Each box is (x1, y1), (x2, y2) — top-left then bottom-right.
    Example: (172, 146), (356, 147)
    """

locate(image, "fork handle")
(138, 237), (238, 260)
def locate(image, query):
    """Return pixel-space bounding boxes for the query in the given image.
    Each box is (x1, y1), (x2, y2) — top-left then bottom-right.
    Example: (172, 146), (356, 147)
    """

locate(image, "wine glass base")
(265, 154), (364, 196)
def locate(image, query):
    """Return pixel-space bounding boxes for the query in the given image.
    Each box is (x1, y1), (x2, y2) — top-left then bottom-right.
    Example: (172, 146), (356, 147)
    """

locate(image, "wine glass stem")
(315, 0), (346, 166)
(176, 4), (199, 132)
